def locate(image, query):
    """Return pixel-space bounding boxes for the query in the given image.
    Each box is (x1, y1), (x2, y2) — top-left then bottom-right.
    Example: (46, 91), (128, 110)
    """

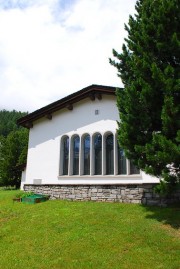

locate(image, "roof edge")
(17, 84), (119, 128)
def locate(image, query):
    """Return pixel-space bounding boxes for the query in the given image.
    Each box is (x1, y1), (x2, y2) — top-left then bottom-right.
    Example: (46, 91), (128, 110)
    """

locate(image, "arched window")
(94, 133), (102, 175)
(72, 135), (80, 175)
(83, 134), (90, 175)
(130, 161), (140, 174)
(106, 134), (114, 175)
(62, 136), (69, 175)
(118, 146), (127, 175)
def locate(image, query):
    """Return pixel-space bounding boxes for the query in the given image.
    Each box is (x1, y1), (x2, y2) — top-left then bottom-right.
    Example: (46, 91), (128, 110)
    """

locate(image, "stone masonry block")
(91, 188), (98, 192)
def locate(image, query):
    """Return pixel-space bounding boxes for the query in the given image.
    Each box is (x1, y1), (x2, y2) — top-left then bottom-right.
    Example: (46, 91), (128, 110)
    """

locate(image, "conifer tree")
(110, 0), (180, 193)
(0, 129), (28, 188)
(0, 110), (29, 187)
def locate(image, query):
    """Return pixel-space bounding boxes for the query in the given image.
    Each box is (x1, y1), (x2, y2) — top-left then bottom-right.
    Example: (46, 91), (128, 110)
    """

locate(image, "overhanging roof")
(17, 84), (117, 128)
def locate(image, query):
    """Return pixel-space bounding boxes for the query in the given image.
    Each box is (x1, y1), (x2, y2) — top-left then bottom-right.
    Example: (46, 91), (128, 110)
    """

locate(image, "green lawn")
(0, 190), (179, 269)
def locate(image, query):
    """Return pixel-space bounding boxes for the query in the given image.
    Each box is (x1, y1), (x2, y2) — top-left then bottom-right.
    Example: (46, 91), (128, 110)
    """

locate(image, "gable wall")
(22, 95), (159, 189)
(24, 96), (119, 185)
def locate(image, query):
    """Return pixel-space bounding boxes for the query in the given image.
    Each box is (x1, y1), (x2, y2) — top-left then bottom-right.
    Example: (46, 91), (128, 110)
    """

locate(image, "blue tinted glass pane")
(106, 134), (114, 175)
(94, 134), (102, 175)
(63, 137), (69, 175)
(73, 136), (80, 175)
(118, 146), (126, 175)
(84, 135), (90, 175)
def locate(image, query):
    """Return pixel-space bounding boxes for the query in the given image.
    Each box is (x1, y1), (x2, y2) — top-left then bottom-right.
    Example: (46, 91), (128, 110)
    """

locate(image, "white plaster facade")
(19, 86), (159, 190)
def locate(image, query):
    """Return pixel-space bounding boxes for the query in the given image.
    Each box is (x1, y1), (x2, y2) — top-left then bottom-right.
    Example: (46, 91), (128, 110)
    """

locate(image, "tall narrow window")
(130, 161), (140, 174)
(106, 134), (114, 175)
(62, 136), (69, 175)
(73, 135), (80, 175)
(94, 133), (102, 175)
(118, 145), (127, 174)
(83, 134), (90, 175)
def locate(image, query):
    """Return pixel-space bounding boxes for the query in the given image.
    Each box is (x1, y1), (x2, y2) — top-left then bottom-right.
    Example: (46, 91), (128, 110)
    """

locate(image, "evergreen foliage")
(0, 109), (27, 137)
(0, 110), (29, 188)
(110, 0), (180, 193)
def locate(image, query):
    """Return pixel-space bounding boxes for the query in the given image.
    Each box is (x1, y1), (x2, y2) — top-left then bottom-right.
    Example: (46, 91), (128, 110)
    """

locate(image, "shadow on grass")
(141, 203), (180, 230)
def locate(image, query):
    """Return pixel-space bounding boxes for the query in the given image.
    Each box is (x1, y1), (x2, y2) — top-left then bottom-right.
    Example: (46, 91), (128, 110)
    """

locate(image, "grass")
(0, 190), (179, 269)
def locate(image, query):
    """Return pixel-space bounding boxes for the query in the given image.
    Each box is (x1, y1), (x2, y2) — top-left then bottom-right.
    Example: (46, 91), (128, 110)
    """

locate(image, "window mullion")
(127, 159), (130, 175)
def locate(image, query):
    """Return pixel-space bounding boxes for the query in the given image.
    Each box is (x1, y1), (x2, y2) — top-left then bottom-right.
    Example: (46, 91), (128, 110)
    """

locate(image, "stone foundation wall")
(24, 184), (180, 206)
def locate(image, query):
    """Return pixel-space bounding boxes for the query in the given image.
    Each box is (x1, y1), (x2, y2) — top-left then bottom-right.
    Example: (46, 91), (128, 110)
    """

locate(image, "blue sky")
(0, 0), (136, 112)
(0, 0), (76, 10)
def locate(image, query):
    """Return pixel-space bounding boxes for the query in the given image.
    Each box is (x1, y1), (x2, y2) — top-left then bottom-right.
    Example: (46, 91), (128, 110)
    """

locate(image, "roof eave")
(17, 84), (118, 128)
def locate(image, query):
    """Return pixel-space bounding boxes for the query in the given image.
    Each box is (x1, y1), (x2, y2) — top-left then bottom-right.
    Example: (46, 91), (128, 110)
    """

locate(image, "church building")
(18, 84), (164, 205)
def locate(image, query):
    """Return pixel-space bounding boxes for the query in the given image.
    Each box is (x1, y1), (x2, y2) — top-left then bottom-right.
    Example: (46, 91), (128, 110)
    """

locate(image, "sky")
(0, 0), (136, 112)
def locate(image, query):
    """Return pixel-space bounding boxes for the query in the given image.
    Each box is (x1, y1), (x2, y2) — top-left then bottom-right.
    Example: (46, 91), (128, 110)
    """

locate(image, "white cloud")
(0, 0), (136, 112)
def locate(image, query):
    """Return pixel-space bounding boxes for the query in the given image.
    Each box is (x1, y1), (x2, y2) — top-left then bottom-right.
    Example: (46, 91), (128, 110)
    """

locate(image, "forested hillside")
(0, 110), (28, 137)
(0, 110), (29, 188)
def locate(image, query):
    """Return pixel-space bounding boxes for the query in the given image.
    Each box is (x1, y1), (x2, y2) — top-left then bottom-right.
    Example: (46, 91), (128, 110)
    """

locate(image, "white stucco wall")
(20, 168), (26, 190)
(22, 95), (159, 188)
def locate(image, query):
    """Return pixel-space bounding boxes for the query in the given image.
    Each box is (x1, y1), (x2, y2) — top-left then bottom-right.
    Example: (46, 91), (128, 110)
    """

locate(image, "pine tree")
(110, 0), (180, 193)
